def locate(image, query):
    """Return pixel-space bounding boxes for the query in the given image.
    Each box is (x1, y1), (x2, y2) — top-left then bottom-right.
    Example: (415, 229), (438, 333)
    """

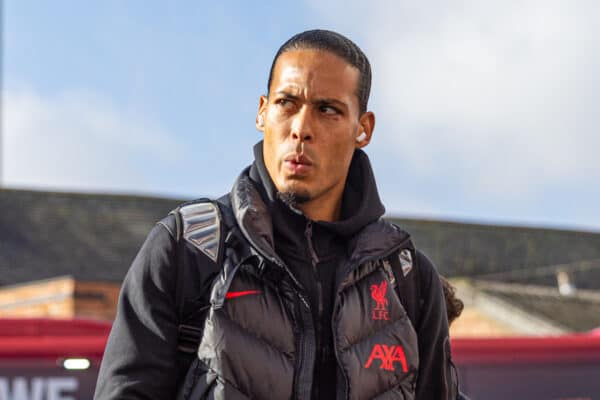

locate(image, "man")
(95, 29), (457, 399)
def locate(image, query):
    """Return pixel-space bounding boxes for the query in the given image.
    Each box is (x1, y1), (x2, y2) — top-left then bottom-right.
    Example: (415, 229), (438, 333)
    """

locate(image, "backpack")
(167, 198), (425, 380)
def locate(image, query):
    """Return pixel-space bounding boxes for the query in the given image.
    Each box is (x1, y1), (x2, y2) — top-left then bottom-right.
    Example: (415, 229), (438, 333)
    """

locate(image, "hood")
(229, 142), (410, 287)
(249, 141), (386, 238)
(229, 141), (409, 269)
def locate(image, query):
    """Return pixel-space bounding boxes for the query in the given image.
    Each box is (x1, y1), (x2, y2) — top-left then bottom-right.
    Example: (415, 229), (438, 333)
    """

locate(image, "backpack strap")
(168, 198), (230, 355)
(386, 245), (422, 329)
(171, 199), (224, 263)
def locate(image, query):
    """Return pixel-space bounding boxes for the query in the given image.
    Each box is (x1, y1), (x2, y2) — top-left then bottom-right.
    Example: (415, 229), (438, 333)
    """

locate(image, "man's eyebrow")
(274, 91), (300, 99)
(312, 98), (348, 109)
(273, 92), (349, 109)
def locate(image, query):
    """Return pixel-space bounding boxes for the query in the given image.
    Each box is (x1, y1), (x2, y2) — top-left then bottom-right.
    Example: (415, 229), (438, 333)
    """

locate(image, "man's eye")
(276, 99), (293, 108)
(320, 105), (339, 115)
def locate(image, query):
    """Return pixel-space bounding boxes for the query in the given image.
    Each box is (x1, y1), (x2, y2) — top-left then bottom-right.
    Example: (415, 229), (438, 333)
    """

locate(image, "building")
(2, 188), (600, 335)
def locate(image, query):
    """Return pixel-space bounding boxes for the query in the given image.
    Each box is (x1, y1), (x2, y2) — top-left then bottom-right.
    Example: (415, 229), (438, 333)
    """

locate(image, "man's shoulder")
(156, 213), (178, 240)
(382, 220), (438, 271)
(378, 220), (442, 292)
(414, 249), (437, 274)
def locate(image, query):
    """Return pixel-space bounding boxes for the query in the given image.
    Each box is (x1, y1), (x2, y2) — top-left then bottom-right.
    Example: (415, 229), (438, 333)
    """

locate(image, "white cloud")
(3, 87), (185, 194)
(308, 0), (600, 200)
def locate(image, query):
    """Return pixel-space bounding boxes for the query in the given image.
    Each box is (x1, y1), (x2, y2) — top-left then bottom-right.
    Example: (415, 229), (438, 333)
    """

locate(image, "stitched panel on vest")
(338, 259), (380, 292)
(340, 319), (418, 400)
(334, 266), (418, 400)
(335, 268), (407, 349)
(198, 312), (295, 400)
(197, 270), (295, 400)
(213, 374), (253, 400)
(223, 270), (296, 356)
(372, 384), (413, 400)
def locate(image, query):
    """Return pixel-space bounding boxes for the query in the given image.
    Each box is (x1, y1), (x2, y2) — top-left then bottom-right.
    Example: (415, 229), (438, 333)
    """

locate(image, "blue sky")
(3, 1), (600, 232)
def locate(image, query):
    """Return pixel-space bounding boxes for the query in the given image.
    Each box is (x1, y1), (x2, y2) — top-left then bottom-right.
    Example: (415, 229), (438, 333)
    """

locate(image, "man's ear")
(355, 111), (375, 149)
(256, 95), (268, 132)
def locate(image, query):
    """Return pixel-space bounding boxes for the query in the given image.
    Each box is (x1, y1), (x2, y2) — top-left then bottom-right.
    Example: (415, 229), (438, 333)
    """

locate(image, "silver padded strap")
(399, 249), (413, 277)
(179, 202), (221, 262)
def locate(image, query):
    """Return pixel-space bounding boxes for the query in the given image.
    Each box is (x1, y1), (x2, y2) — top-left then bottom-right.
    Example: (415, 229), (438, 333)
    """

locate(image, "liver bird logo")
(370, 280), (389, 312)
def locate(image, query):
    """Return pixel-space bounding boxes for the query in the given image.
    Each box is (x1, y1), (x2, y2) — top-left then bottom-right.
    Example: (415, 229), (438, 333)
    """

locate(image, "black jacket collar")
(230, 142), (409, 266)
(249, 141), (386, 236)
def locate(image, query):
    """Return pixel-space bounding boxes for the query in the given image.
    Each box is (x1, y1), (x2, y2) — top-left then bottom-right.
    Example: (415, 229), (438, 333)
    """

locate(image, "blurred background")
(1, 1), (599, 399)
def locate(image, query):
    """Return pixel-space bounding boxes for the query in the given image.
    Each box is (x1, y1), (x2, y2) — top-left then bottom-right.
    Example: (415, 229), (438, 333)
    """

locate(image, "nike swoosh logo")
(225, 290), (262, 299)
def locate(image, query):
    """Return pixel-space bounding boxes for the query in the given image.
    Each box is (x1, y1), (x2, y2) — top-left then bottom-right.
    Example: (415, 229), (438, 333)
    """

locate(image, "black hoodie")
(249, 142), (386, 398)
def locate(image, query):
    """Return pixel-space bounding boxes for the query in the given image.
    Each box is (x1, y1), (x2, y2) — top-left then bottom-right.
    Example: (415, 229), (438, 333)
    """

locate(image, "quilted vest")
(176, 175), (420, 400)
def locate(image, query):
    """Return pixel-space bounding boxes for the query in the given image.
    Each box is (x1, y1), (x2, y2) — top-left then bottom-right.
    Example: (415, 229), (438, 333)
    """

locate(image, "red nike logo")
(225, 290), (262, 299)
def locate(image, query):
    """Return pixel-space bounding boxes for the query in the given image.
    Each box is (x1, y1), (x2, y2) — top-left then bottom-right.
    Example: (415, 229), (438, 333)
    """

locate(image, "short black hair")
(267, 29), (372, 115)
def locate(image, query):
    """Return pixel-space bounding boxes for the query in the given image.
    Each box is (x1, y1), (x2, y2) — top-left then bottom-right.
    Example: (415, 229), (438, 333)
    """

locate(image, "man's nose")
(290, 106), (314, 142)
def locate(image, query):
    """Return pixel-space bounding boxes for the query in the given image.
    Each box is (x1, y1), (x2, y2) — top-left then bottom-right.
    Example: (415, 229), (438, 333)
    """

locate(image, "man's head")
(256, 30), (375, 220)
(267, 30), (372, 115)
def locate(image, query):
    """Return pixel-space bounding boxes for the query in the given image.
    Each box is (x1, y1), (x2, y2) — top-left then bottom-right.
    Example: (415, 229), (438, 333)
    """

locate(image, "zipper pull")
(299, 294), (311, 310)
(304, 220), (313, 239)
(304, 220), (320, 266)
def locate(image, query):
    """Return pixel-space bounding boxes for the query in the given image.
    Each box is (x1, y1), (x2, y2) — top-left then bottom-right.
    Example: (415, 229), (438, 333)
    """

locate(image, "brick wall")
(0, 278), (121, 321)
(0, 277), (75, 318)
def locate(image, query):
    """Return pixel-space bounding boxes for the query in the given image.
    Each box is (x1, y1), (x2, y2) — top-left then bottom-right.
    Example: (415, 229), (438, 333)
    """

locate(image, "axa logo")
(364, 344), (408, 372)
(370, 280), (389, 320)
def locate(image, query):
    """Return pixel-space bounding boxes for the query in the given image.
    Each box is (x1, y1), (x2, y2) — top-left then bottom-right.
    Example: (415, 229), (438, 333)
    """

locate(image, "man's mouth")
(284, 154), (313, 174)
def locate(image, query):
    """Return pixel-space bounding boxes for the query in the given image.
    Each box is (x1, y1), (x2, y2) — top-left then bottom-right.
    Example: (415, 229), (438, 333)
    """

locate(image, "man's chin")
(276, 190), (311, 208)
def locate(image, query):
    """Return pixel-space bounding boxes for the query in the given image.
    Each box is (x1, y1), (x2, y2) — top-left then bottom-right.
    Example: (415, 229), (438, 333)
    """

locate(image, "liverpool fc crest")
(370, 280), (390, 320)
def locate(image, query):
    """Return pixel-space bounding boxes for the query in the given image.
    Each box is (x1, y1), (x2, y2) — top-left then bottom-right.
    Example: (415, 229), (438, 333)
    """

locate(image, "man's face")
(258, 49), (373, 206)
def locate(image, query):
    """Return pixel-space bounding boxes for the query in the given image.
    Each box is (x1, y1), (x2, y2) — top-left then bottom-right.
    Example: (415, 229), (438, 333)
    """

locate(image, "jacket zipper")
(247, 231), (316, 400)
(331, 237), (412, 400)
(305, 221), (323, 318)
(304, 220), (322, 400)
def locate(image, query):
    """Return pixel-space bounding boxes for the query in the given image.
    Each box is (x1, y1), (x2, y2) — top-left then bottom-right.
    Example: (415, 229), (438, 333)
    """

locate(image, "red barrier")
(451, 333), (600, 399)
(452, 334), (600, 365)
(0, 318), (111, 360)
(2, 318), (600, 365)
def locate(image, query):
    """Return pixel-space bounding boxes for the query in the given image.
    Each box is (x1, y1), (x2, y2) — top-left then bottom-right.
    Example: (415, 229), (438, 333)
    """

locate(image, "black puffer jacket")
(94, 149), (457, 400)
